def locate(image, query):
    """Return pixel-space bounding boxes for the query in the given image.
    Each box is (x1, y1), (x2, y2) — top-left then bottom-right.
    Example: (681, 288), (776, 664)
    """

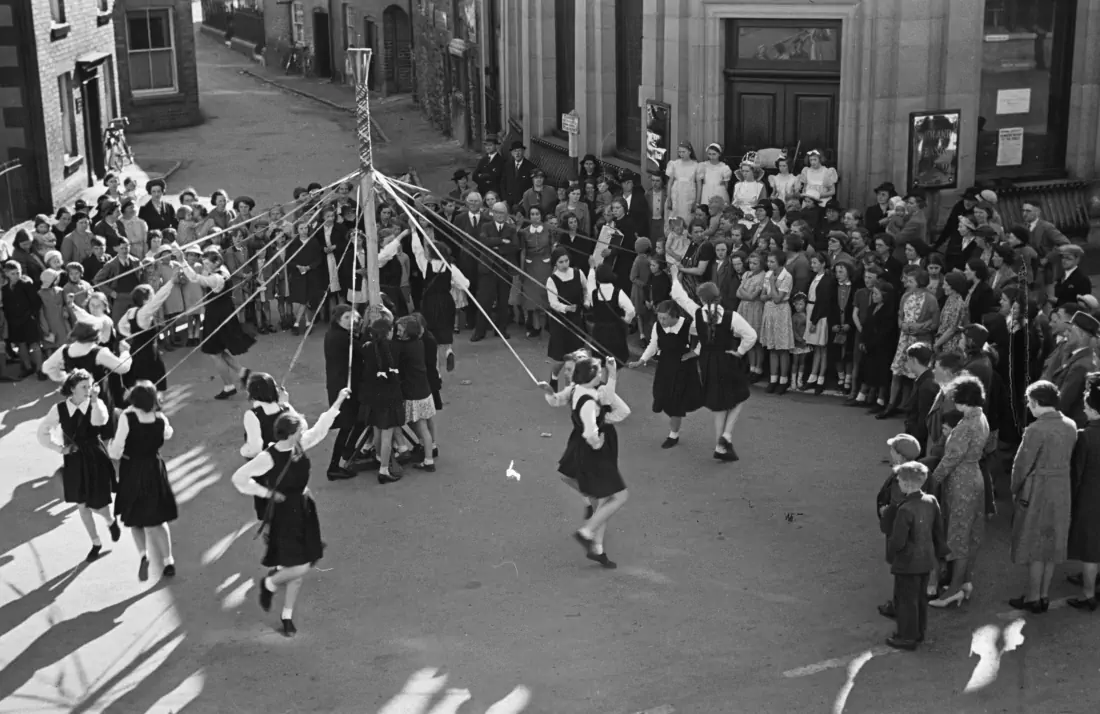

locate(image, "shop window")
(58, 73), (79, 159)
(976, 0), (1077, 180)
(50, 0), (65, 24)
(552, 0), (575, 139)
(614, 0), (642, 158)
(127, 9), (177, 95)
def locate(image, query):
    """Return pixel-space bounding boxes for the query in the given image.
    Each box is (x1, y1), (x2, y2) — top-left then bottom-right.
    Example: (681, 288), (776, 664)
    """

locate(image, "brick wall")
(27, 0), (121, 209)
(410, 0), (482, 149)
(115, 0), (202, 134)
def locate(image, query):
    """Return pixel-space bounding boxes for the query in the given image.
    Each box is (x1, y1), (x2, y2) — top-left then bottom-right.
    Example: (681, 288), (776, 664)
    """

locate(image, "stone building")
(410, 0), (484, 149)
(114, 0), (202, 134)
(0, 0), (120, 224)
(503, 0), (1100, 233)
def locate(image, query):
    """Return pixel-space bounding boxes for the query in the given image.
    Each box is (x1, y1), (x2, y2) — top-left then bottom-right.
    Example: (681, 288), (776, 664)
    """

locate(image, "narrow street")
(1, 31), (1098, 714)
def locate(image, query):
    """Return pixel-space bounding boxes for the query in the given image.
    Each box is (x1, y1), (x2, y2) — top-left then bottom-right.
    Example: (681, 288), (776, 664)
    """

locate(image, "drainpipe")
(408, 0), (417, 102)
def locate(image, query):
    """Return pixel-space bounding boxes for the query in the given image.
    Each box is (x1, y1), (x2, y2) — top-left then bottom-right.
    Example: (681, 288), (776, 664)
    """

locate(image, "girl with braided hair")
(669, 264), (757, 461)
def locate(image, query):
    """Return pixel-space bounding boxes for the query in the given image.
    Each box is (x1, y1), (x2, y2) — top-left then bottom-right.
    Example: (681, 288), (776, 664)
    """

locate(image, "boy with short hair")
(886, 461), (949, 651)
(876, 433), (921, 619)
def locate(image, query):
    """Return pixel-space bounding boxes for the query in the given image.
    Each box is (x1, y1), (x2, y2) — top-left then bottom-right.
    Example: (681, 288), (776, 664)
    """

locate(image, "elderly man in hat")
(449, 169), (472, 201)
(520, 168), (557, 218)
(1053, 244), (1092, 307)
(1051, 311), (1100, 427)
(139, 178), (178, 232)
(473, 134), (505, 197)
(501, 140), (536, 209)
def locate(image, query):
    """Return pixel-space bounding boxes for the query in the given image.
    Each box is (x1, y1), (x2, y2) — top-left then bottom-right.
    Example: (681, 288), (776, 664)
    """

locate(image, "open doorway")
(313, 10), (332, 77)
(382, 4), (412, 94)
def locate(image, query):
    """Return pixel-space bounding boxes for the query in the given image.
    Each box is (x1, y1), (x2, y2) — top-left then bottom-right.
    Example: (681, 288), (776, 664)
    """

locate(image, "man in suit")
(452, 191), (487, 329)
(473, 134), (505, 198)
(1050, 311), (1100, 427)
(501, 140), (537, 209)
(903, 343), (940, 454)
(1023, 202), (1070, 295)
(618, 171), (650, 237)
(1053, 244), (1092, 306)
(920, 352), (967, 468)
(471, 202), (519, 341)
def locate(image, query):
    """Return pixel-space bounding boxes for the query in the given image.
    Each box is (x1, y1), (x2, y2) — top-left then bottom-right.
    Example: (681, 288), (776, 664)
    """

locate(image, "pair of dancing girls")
(37, 371), (177, 579)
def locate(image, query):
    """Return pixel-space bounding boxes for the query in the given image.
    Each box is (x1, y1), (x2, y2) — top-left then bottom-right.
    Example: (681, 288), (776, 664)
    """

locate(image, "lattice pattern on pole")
(350, 49), (374, 174)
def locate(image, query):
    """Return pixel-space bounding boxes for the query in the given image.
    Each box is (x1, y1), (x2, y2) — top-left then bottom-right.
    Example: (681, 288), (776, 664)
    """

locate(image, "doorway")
(382, 4), (412, 94)
(725, 80), (839, 166)
(483, 0), (502, 134)
(81, 69), (105, 180)
(313, 10), (332, 77)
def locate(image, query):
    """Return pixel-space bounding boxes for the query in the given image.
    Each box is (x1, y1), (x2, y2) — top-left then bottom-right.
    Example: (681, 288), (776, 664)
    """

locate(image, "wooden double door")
(724, 79), (839, 168)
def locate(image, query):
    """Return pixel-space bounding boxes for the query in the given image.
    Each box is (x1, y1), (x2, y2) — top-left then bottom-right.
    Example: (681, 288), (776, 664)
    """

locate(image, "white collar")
(1029, 219), (1039, 230)
(495, 222), (504, 230)
(470, 212), (479, 220)
(661, 317), (685, 333)
(67, 398), (90, 414)
(571, 384), (600, 404)
(529, 224), (544, 233)
(488, 152), (498, 160)
(1064, 265), (1077, 279)
(252, 401), (284, 414)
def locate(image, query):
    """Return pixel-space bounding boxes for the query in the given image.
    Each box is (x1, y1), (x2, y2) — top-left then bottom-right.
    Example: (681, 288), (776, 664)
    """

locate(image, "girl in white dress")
(731, 159), (766, 219)
(696, 143), (732, 207)
(798, 150), (838, 207)
(768, 156), (801, 204)
(664, 142), (699, 223)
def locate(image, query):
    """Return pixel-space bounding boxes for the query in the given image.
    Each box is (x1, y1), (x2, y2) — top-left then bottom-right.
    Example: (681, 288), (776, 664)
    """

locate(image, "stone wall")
(411, 8), (450, 137)
(409, 0), (483, 149)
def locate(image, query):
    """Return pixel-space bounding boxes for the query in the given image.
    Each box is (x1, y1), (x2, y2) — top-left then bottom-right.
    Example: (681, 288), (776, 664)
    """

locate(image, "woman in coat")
(1009, 380), (1079, 613)
(1067, 372), (1100, 610)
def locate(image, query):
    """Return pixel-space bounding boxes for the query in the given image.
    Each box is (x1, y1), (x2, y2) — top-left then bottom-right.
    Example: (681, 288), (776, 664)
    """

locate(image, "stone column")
(1067, 0), (1100, 179)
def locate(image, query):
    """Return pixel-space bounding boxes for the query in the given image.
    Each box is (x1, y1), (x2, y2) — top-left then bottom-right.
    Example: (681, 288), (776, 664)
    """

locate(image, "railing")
(0, 159), (33, 231)
(201, 1), (265, 49)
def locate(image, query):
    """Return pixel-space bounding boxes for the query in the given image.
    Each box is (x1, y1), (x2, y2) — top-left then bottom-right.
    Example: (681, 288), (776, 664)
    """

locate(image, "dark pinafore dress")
(547, 270), (586, 361)
(247, 405), (287, 520)
(696, 306), (750, 411)
(258, 446), (324, 568)
(200, 268), (256, 356)
(63, 345), (121, 430)
(652, 316), (703, 418)
(420, 262), (456, 345)
(589, 284), (629, 367)
(379, 256), (407, 318)
(123, 311), (167, 391)
(57, 401), (116, 510)
(114, 412), (177, 527)
(557, 393), (626, 499)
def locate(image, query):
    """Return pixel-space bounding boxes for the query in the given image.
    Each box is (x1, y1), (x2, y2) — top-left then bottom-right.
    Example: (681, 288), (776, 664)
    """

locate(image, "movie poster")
(907, 110), (960, 190)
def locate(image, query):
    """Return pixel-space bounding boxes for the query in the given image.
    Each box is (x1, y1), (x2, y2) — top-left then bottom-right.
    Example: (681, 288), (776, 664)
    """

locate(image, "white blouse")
(638, 317), (688, 363)
(545, 268), (591, 314)
(669, 279), (757, 356)
(42, 340), (131, 382)
(119, 279), (177, 335)
(571, 384), (631, 448)
(230, 404), (340, 497)
(241, 401), (302, 459)
(36, 398), (109, 453)
(585, 269), (636, 323)
(410, 227), (471, 292)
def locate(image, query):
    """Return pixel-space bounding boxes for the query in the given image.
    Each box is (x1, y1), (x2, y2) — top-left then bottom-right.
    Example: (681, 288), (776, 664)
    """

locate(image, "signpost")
(348, 48), (380, 308)
(561, 110), (579, 159)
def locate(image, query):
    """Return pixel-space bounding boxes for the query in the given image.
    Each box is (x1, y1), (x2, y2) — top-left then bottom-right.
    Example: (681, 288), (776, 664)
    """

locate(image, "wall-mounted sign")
(560, 111), (578, 135)
(644, 100), (671, 175)
(996, 127), (1024, 166)
(996, 88), (1031, 115)
(907, 109), (960, 190)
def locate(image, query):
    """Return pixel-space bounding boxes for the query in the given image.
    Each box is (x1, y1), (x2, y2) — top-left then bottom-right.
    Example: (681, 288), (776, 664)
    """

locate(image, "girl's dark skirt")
(114, 454), (178, 527)
(699, 350), (750, 411)
(652, 357), (704, 418)
(61, 443), (117, 510)
(422, 294), (456, 345)
(262, 492), (324, 568)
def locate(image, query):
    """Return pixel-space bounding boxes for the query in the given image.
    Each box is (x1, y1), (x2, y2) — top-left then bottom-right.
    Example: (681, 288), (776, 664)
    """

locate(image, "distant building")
(113, 0), (202, 133)
(0, 0), (120, 225)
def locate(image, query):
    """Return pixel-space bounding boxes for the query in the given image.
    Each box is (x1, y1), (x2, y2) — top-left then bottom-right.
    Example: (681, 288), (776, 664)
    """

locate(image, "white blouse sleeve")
(98, 347), (131, 375)
(586, 269), (597, 303)
(107, 410), (131, 460)
(181, 262), (226, 291)
(89, 398), (108, 427)
(616, 288), (635, 322)
(669, 279), (700, 329)
(42, 348), (66, 382)
(728, 309), (758, 355)
(639, 324), (660, 362)
(544, 386), (573, 408)
(378, 236), (403, 266)
(597, 387), (631, 424)
(161, 414), (174, 440)
(449, 264), (471, 292)
(410, 228), (429, 275)
(299, 404), (341, 451)
(231, 451), (276, 497)
(136, 279), (176, 329)
(241, 409), (264, 459)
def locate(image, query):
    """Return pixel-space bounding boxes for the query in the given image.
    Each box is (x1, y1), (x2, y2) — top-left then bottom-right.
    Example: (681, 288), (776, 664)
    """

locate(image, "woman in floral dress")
(695, 143), (732, 207)
(735, 252), (767, 382)
(759, 250), (794, 393)
(934, 272), (969, 355)
(886, 266), (940, 417)
(665, 142), (699, 223)
(928, 377), (990, 607)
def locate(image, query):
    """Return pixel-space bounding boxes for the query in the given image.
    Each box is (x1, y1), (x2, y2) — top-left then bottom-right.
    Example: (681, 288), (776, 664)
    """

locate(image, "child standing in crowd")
(789, 292), (810, 391)
(663, 217), (690, 265)
(630, 237), (653, 340)
(181, 246), (205, 346)
(885, 461), (948, 651)
(63, 262), (91, 310)
(176, 206), (198, 246)
(875, 433), (923, 619)
(2, 260), (45, 379)
(38, 268), (69, 351)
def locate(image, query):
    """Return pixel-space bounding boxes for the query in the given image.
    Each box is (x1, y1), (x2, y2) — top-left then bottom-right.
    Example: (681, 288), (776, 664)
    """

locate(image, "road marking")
(996, 596), (1071, 620)
(783, 646), (895, 678)
(632, 706), (674, 714)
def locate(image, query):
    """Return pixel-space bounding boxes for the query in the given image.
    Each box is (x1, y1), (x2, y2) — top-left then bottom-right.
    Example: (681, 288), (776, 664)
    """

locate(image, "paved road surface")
(1, 32), (1098, 714)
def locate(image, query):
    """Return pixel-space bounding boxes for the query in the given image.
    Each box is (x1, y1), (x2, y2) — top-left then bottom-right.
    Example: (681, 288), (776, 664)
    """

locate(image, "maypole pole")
(348, 48), (381, 310)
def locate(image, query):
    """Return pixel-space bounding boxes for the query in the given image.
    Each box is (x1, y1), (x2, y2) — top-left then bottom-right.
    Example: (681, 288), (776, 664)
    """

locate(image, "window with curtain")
(975, 0), (1077, 179)
(58, 74), (78, 158)
(553, 0), (575, 138)
(127, 9), (177, 94)
(615, 0), (642, 157)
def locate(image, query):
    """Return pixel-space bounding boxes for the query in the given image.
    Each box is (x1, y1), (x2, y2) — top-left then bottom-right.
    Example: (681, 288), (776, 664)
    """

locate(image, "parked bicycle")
(103, 117), (134, 173)
(283, 43), (315, 77)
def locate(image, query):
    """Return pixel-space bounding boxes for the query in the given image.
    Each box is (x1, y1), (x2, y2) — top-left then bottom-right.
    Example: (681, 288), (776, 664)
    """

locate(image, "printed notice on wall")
(996, 88), (1031, 115)
(997, 128), (1024, 166)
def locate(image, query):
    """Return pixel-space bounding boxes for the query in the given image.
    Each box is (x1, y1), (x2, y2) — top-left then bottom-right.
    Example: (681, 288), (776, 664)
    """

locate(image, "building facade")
(503, 0), (1100, 229)
(114, 0), (202, 134)
(0, 0), (120, 225)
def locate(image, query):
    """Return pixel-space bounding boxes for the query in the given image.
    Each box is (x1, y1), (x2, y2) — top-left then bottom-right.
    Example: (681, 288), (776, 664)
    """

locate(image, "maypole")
(348, 48), (381, 311)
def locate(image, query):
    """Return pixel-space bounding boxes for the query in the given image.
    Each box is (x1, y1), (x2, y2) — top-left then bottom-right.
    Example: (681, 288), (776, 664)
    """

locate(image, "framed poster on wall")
(644, 100), (671, 176)
(907, 110), (960, 191)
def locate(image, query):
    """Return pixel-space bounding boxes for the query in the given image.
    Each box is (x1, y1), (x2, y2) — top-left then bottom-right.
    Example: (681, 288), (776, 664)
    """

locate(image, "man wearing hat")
(520, 168), (557, 218)
(865, 182), (898, 233)
(501, 140), (536, 208)
(138, 178), (177, 233)
(1051, 311), (1100, 427)
(449, 169), (472, 201)
(617, 170), (650, 236)
(1053, 244), (1092, 307)
(473, 133), (505, 196)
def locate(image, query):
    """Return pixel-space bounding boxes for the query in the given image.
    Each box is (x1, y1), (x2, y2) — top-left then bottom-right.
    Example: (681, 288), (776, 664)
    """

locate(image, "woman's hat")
(1059, 244), (1085, 258)
(833, 257), (856, 276)
(824, 198), (842, 212)
(873, 181), (897, 196)
(70, 321), (99, 343)
(1071, 311), (1100, 336)
(145, 178), (166, 193)
(234, 196), (256, 210)
(944, 272), (969, 294)
(962, 186), (981, 201)
(962, 323), (989, 346)
(156, 244), (174, 257)
(451, 169), (468, 181)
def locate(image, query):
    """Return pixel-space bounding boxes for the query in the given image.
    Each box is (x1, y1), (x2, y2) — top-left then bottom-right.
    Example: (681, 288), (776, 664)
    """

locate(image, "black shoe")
(162, 563), (176, 577)
(586, 552), (617, 569)
(109, 519), (121, 542)
(1067, 596), (1099, 612)
(867, 404), (884, 415)
(885, 636), (917, 651)
(718, 449), (739, 462)
(412, 461), (436, 472)
(877, 407), (900, 420)
(214, 387), (238, 400)
(844, 398), (866, 407)
(258, 577), (274, 611)
(1007, 595), (1044, 613)
(86, 544), (102, 562)
(813, 385), (825, 395)
(660, 436), (679, 449)
(394, 450), (414, 465)
(349, 456), (381, 472)
(470, 333), (485, 342)
(776, 383), (789, 395)
(138, 556), (149, 582)
(327, 466), (357, 481)
(877, 601), (896, 619)
(765, 382), (777, 394)
(281, 618), (297, 637)
(377, 471), (402, 484)
(446, 352), (455, 372)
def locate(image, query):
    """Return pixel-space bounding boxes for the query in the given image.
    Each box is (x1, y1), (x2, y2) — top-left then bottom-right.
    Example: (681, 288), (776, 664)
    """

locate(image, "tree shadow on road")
(0, 385), (58, 438)
(0, 561), (90, 639)
(0, 476), (79, 563)
(0, 580), (168, 704)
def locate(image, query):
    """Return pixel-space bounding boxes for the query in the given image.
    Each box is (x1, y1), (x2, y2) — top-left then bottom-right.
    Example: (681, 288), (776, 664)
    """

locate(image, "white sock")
(281, 607), (293, 619)
(138, 550), (147, 558)
(163, 556), (174, 566)
(263, 576), (276, 591)
(578, 527), (593, 539)
(91, 537), (102, 547)
(668, 431), (679, 439)
(591, 543), (604, 555)
(221, 384), (235, 393)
